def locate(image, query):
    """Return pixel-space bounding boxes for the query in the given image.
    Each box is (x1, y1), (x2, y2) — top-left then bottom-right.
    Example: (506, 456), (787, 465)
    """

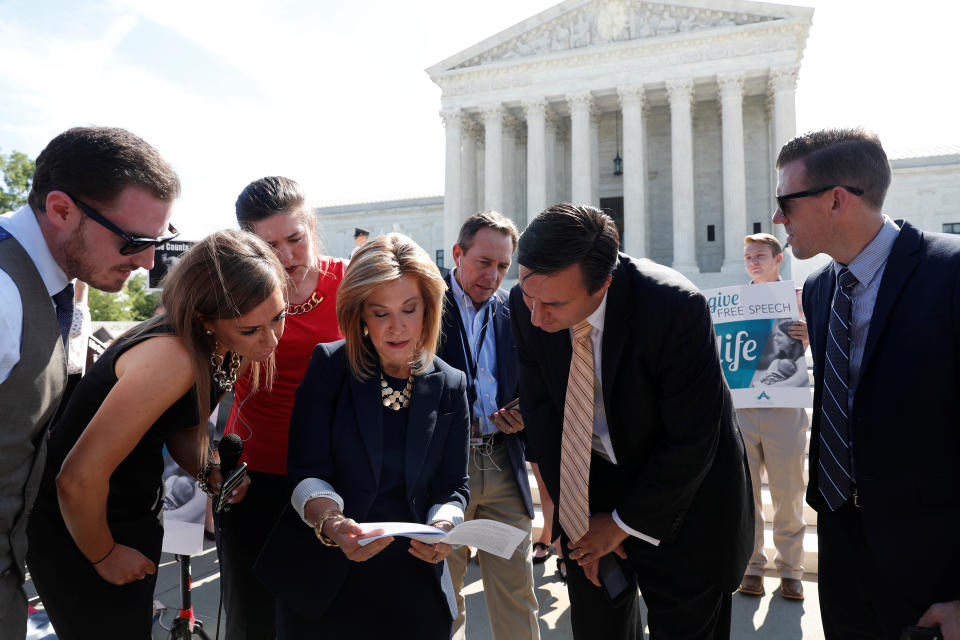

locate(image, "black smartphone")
(901, 626), (941, 640)
(488, 397), (520, 421)
(598, 553), (636, 608)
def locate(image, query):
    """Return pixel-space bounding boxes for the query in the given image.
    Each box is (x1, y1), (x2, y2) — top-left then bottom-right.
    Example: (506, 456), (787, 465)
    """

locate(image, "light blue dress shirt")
(449, 270), (499, 434)
(0, 205), (71, 383)
(831, 215), (900, 411)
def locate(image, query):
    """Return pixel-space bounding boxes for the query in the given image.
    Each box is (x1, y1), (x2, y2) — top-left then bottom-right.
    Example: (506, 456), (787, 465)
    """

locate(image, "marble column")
(523, 98), (548, 223)
(502, 113), (520, 223)
(441, 108), (463, 254)
(666, 79), (698, 273)
(618, 86), (647, 256)
(460, 118), (479, 223)
(545, 111), (560, 209)
(567, 92), (594, 205)
(481, 104), (505, 213)
(769, 65), (799, 277)
(718, 72), (747, 274)
(590, 112), (600, 206)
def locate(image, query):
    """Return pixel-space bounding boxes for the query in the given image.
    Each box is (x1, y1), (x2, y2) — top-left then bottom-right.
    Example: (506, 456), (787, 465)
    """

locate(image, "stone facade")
(312, 0), (958, 292)
(315, 153), (960, 289)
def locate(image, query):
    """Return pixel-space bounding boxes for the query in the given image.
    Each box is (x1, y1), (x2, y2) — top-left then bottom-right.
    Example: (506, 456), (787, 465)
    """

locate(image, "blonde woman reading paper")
(256, 233), (470, 639)
(27, 231), (287, 638)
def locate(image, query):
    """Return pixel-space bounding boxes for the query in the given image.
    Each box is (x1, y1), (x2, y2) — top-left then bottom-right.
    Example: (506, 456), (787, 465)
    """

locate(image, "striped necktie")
(559, 320), (595, 543)
(818, 267), (858, 511)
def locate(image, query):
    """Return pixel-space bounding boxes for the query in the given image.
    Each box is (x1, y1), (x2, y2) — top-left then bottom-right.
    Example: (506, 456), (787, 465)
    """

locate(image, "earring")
(205, 329), (213, 336)
(362, 324), (369, 336)
(210, 341), (242, 392)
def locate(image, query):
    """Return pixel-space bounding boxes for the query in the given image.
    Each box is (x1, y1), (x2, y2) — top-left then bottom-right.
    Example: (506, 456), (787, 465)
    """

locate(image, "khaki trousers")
(737, 407), (809, 580)
(448, 442), (539, 640)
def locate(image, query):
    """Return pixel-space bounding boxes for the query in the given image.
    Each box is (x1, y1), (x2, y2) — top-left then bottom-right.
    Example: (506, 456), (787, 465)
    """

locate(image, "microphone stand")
(169, 552), (211, 639)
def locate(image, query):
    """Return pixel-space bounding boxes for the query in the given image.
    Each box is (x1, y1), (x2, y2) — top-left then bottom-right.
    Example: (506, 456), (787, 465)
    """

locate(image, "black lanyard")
(456, 303), (492, 390)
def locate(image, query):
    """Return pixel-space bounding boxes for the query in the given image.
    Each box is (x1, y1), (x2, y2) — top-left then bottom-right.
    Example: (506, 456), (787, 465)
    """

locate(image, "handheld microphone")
(215, 434), (247, 514)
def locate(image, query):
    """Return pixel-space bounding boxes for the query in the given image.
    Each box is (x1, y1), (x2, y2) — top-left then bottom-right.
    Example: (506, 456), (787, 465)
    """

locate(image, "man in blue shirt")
(439, 211), (539, 640)
(776, 127), (960, 638)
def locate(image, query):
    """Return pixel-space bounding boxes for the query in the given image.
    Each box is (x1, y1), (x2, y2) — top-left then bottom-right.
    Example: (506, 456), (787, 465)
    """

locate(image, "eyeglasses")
(775, 185), (864, 215)
(65, 192), (180, 255)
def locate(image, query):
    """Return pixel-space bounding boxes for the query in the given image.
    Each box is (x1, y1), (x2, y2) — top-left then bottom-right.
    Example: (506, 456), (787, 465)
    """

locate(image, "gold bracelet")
(313, 509), (344, 547)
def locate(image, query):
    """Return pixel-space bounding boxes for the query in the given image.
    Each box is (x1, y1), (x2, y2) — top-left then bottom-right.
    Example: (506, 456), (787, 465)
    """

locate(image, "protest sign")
(704, 280), (812, 408)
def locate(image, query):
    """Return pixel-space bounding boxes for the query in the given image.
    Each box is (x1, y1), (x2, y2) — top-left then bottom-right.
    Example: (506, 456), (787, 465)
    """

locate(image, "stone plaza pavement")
(26, 537), (825, 639)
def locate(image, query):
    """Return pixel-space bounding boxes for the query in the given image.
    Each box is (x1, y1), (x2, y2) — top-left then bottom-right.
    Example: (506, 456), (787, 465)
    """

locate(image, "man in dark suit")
(774, 128), (960, 639)
(509, 203), (752, 639)
(439, 211), (540, 640)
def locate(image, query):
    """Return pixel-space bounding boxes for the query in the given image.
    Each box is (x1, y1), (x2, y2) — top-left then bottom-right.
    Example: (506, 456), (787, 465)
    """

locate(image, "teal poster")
(703, 280), (812, 408)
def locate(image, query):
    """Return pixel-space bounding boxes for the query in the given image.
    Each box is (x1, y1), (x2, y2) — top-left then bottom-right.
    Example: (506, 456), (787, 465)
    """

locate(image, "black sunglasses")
(776, 185), (863, 215)
(64, 192), (179, 256)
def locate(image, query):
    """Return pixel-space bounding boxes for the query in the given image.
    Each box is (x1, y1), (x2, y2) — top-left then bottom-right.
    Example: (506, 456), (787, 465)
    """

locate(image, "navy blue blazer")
(437, 272), (534, 518)
(255, 340), (470, 619)
(803, 220), (960, 605)
(510, 254), (752, 593)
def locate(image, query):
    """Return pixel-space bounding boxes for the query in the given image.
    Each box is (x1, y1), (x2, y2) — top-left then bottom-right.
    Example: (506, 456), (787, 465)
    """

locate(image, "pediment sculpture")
(453, 0), (779, 70)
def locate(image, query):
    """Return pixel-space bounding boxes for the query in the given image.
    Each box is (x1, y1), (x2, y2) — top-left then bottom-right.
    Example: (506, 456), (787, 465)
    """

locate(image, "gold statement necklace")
(288, 291), (323, 315)
(381, 373), (413, 410)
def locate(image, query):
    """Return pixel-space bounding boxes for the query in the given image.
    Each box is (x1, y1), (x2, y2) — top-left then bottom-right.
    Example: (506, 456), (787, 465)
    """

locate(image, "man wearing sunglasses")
(775, 128), (960, 638)
(0, 126), (179, 637)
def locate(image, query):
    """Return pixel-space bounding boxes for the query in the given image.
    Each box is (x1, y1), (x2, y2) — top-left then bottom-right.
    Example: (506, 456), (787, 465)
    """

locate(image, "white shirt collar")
(583, 289), (608, 333)
(0, 205), (69, 296)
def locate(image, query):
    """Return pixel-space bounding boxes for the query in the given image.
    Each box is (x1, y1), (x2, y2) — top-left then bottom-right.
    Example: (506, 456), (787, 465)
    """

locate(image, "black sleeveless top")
(37, 322), (220, 522)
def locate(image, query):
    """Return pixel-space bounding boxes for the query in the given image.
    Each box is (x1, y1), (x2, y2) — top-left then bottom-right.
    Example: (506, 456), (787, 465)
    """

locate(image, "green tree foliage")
(126, 273), (161, 321)
(88, 274), (160, 322)
(88, 285), (131, 321)
(0, 149), (35, 212)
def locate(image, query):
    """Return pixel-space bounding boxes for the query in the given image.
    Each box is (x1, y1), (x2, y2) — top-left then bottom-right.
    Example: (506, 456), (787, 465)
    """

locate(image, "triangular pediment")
(428, 0), (811, 75)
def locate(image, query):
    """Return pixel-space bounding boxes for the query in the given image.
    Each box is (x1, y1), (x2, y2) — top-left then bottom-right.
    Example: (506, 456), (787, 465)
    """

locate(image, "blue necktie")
(818, 267), (858, 511)
(52, 283), (74, 349)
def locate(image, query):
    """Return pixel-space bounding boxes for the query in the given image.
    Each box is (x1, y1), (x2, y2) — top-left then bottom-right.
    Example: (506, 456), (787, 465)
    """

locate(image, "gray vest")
(0, 235), (66, 583)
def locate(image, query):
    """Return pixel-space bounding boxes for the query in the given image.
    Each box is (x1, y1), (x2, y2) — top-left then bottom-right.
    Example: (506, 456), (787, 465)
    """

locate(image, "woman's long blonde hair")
(130, 230), (287, 460)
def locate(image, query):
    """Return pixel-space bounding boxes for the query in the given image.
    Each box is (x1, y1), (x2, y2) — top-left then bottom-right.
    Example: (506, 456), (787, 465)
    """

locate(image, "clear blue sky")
(1, 0), (955, 239)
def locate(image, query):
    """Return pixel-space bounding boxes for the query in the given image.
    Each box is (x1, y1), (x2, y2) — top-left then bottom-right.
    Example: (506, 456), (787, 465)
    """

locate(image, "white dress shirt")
(571, 292), (659, 547)
(0, 205), (71, 383)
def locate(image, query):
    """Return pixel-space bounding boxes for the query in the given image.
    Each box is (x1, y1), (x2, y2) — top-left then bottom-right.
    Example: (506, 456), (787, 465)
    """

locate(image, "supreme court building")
(316, 0), (960, 289)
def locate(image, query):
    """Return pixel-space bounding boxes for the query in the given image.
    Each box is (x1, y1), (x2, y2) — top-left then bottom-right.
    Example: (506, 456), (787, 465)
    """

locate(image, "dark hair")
(776, 128), (891, 210)
(518, 203), (619, 294)
(29, 126), (180, 213)
(354, 227), (370, 238)
(457, 210), (519, 253)
(235, 176), (310, 230)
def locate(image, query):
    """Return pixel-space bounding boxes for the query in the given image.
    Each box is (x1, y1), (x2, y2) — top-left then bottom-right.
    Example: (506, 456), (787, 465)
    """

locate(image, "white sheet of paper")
(356, 518), (526, 559)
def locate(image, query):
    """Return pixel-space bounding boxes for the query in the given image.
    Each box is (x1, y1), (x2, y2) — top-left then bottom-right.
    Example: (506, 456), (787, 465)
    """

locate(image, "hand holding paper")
(356, 519), (526, 559)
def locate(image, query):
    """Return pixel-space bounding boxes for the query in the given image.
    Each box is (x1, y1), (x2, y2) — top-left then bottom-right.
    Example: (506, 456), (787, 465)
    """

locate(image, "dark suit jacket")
(509, 254), (752, 592)
(437, 272), (534, 518)
(255, 340), (470, 618)
(803, 220), (960, 605)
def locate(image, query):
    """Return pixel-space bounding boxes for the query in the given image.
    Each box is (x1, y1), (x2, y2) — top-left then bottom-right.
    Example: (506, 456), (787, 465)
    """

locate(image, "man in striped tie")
(509, 203), (753, 640)
(775, 127), (960, 639)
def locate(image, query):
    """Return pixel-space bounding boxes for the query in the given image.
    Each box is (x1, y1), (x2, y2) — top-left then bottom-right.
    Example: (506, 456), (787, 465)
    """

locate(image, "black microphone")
(215, 434), (246, 513)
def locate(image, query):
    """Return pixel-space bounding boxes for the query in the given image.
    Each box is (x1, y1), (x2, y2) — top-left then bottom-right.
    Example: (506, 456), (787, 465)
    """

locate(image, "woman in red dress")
(217, 176), (345, 639)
